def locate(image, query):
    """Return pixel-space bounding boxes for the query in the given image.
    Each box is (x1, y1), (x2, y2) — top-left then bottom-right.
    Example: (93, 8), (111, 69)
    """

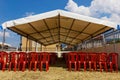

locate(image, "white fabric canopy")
(2, 9), (117, 46)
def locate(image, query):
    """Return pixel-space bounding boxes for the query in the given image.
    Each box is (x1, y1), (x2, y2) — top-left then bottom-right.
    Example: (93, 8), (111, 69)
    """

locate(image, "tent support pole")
(113, 29), (116, 52)
(26, 37), (28, 52)
(35, 42), (37, 52)
(2, 29), (6, 51)
(102, 34), (106, 52)
(40, 44), (42, 51)
(91, 37), (94, 52)
(84, 41), (86, 50)
(29, 40), (31, 51)
(19, 35), (22, 51)
(81, 42), (83, 51)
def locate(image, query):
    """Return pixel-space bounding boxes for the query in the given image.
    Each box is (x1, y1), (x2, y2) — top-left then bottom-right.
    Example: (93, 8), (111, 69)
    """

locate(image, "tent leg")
(19, 35), (22, 51)
(26, 37), (28, 51)
(2, 29), (6, 51)
(35, 42), (37, 52)
(113, 29), (116, 52)
(40, 44), (42, 51)
(102, 34), (106, 52)
(91, 37), (94, 52)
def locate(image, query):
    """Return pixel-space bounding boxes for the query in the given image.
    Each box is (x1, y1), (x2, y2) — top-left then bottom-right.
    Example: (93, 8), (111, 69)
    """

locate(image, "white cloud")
(65, 0), (120, 24)
(24, 12), (35, 17)
(0, 31), (10, 37)
(65, 0), (91, 16)
(90, 0), (120, 15)
(101, 14), (120, 23)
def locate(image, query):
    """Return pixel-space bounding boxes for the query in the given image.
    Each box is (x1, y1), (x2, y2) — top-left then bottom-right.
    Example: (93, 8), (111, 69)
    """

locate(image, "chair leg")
(69, 62), (71, 71)
(14, 62), (17, 72)
(78, 62), (81, 71)
(94, 62), (96, 71)
(2, 62), (5, 71)
(89, 62), (92, 71)
(47, 62), (49, 70)
(22, 62), (26, 72)
(39, 63), (41, 71)
(99, 62), (102, 72)
(46, 62), (48, 71)
(105, 63), (107, 72)
(89, 62), (91, 71)
(29, 62), (32, 71)
(84, 62), (86, 71)
(110, 62), (112, 72)
(46, 63), (47, 71)
(40, 62), (43, 71)
(75, 62), (77, 71)
(9, 63), (11, 71)
(34, 61), (37, 71)
(18, 63), (20, 71)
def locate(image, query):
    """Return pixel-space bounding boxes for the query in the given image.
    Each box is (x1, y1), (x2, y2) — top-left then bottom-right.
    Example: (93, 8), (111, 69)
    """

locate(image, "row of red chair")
(0, 51), (57, 72)
(62, 52), (118, 72)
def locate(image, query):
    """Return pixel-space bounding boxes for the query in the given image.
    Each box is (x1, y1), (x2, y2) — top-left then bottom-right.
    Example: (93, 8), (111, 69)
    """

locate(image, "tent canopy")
(2, 10), (117, 46)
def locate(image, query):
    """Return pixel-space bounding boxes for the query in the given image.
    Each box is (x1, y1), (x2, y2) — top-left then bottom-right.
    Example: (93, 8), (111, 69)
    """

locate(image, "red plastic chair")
(68, 52), (77, 71)
(99, 52), (108, 72)
(18, 52), (27, 71)
(88, 53), (97, 71)
(0, 51), (8, 71)
(108, 53), (118, 72)
(37, 53), (41, 68)
(29, 52), (38, 71)
(9, 52), (18, 71)
(39, 52), (50, 71)
(77, 52), (87, 71)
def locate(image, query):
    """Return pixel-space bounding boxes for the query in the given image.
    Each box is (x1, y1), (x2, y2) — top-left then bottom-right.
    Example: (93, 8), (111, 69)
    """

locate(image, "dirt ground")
(0, 67), (120, 80)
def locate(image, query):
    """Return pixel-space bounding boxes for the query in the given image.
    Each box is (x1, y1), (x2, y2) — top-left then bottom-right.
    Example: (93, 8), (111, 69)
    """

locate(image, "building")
(21, 37), (61, 51)
(0, 42), (16, 51)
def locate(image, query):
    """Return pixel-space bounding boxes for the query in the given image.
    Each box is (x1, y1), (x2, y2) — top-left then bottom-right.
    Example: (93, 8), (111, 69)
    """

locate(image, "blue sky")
(0, 0), (92, 24)
(0, 0), (92, 48)
(0, 0), (119, 48)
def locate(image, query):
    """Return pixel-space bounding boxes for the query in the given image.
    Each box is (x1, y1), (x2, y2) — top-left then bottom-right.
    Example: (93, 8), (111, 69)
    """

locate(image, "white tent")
(2, 9), (117, 46)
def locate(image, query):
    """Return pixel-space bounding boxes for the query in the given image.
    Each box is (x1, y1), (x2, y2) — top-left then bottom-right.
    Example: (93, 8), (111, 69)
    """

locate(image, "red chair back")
(99, 52), (107, 62)
(40, 52), (50, 62)
(29, 52), (38, 62)
(68, 52), (77, 62)
(88, 53), (97, 62)
(18, 52), (27, 62)
(78, 52), (87, 62)
(108, 53), (118, 64)
(0, 52), (4, 62)
(0, 51), (8, 62)
(9, 52), (18, 62)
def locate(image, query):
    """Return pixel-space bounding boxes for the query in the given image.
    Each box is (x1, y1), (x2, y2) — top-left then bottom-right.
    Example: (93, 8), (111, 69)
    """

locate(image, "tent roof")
(2, 10), (117, 46)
